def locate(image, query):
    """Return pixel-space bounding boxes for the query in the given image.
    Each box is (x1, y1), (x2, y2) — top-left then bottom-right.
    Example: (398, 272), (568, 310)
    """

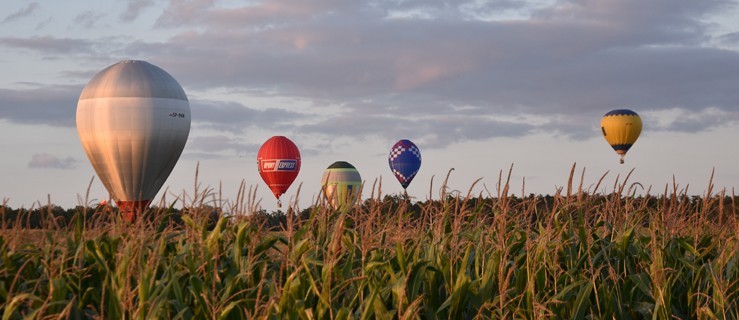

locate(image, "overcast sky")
(1, 0), (738, 211)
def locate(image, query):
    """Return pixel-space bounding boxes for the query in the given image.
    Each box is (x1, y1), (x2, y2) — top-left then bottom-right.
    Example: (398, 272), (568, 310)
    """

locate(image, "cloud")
(74, 11), (106, 29)
(0, 86), (80, 127)
(0, 36), (96, 55)
(120, 0), (156, 22)
(718, 32), (739, 46)
(297, 111), (535, 149)
(141, 0), (739, 118)
(155, 0), (352, 28)
(35, 16), (52, 30)
(1, 3), (40, 24)
(2, 0), (739, 149)
(28, 153), (76, 169)
(0, 86), (307, 133)
(646, 107), (739, 133)
(0, 35), (132, 63)
(185, 135), (259, 155)
(191, 99), (305, 133)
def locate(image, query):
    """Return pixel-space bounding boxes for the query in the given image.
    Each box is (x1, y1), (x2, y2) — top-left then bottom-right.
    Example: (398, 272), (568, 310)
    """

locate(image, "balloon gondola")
(77, 60), (190, 222)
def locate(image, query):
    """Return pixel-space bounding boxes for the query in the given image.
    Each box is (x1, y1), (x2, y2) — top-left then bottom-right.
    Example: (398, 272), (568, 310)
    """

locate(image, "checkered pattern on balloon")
(388, 141), (422, 189)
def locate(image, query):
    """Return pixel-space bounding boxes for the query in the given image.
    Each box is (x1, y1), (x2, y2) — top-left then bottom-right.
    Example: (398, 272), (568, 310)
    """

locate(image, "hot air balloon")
(388, 139), (421, 193)
(257, 136), (301, 208)
(321, 161), (362, 210)
(77, 60), (190, 222)
(600, 109), (642, 164)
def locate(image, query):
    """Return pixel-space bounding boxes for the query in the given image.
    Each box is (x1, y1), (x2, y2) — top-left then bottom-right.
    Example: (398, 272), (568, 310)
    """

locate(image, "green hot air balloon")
(321, 161), (362, 210)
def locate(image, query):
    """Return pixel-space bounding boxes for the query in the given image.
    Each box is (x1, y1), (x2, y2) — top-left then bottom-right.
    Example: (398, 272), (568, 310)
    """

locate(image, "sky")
(1, 0), (739, 212)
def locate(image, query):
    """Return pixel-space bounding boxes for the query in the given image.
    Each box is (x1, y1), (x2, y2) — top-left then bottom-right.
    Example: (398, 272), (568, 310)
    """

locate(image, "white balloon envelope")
(76, 60), (190, 221)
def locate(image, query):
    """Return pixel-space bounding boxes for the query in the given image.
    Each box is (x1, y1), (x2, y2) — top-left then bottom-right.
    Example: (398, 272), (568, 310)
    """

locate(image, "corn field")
(1, 167), (738, 319)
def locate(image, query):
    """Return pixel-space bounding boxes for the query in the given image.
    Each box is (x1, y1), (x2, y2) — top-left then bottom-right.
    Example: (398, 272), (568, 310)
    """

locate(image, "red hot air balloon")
(257, 136), (301, 207)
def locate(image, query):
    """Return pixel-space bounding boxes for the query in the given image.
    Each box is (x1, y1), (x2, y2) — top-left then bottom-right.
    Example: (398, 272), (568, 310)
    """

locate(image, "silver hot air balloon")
(76, 60), (190, 222)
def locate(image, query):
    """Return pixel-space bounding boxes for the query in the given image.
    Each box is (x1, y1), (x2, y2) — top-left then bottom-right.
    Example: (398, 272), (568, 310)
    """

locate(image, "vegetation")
(1, 166), (738, 319)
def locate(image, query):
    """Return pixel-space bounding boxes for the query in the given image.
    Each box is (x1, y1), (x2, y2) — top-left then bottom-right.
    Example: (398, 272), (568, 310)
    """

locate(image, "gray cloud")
(121, 0), (155, 22)
(155, 0), (353, 29)
(298, 112), (535, 149)
(651, 108), (739, 133)
(719, 32), (739, 46)
(2, 2), (39, 24)
(28, 153), (76, 170)
(35, 16), (52, 30)
(2, 0), (738, 149)
(0, 86), (308, 133)
(0, 36), (95, 55)
(191, 99), (306, 133)
(0, 86), (80, 127)
(179, 152), (229, 161)
(185, 135), (259, 155)
(412, 116), (535, 149)
(74, 11), (106, 29)
(0, 35), (133, 64)
(143, 0), (739, 118)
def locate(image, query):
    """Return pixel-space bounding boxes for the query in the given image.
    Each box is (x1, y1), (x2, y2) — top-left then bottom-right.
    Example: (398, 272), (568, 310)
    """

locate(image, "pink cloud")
(394, 55), (472, 90)
(27, 153), (76, 170)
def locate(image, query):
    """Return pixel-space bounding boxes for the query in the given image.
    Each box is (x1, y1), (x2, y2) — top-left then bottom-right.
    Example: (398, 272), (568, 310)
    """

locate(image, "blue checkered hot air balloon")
(388, 139), (421, 190)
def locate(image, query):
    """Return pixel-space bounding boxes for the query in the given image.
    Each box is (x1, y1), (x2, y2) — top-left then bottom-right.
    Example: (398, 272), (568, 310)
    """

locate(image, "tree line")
(1, 192), (736, 230)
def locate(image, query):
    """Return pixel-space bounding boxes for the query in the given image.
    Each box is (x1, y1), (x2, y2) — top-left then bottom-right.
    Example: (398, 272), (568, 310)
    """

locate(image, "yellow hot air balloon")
(321, 161), (362, 210)
(600, 109), (642, 164)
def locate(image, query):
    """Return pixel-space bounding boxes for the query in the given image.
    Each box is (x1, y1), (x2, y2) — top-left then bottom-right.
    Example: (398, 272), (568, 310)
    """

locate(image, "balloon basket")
(116, 199), (152, 223)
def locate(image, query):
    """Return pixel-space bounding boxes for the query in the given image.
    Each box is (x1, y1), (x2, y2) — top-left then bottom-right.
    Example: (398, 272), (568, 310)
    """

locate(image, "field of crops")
(1, 168), (738, 319)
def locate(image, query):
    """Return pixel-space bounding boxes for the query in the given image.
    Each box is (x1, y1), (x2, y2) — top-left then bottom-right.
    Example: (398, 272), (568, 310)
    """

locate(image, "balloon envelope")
(257, 136), (301, 203)
(388, 139), (421, 190)
(600, 109), (642, 164)
(76, 60), (190, 221)
(321, 161), (362, 210)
